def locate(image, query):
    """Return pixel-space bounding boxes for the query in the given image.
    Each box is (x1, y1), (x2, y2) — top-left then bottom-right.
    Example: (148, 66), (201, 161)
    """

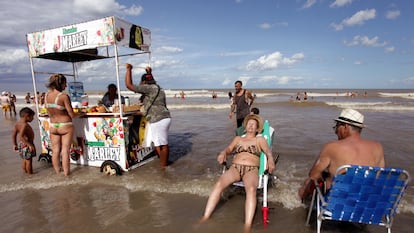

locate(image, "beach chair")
(308, 165), (410, 233)
(225, 120), (278, 225)
(233, 120), (276, 188)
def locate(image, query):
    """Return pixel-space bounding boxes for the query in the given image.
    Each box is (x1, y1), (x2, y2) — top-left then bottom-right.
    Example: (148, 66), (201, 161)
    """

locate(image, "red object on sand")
(262, 206), (268, 225)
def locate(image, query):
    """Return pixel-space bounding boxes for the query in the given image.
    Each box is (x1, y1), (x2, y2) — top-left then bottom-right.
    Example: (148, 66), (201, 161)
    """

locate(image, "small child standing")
(12, 107), (36, 174)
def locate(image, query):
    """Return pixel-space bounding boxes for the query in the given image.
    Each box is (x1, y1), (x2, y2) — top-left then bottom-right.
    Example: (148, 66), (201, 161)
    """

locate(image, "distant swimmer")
(25, 92), (31, 104)
(9, 92), (17, 116)
(296, 93), (301, 101)
(212, 91), (217, 99)
(180, 91), (185, 99)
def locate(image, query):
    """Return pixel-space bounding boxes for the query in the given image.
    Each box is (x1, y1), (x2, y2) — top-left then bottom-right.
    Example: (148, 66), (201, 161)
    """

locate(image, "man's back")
(0, 95), (10, 104)
(300, 109), (385, 199)
(317, 133), (385, 189)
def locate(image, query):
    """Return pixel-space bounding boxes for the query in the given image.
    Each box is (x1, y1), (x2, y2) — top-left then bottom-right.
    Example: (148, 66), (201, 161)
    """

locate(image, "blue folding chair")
(310, 165), (410, 233)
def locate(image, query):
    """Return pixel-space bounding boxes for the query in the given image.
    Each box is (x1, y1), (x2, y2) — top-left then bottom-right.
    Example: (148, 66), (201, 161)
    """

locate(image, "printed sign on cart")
(27, 16), (151, 57)
(84, 117), (125, 162)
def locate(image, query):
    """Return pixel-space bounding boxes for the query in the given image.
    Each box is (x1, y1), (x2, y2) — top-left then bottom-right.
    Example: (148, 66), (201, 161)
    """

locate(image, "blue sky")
(0, 0), (413, 91)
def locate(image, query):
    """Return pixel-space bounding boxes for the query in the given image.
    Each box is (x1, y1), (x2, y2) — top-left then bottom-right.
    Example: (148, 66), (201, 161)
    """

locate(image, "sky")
(1, 0), (414, 92)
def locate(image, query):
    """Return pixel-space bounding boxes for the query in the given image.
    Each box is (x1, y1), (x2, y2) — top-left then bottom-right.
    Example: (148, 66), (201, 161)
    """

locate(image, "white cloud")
(0, 49), (27, 65)
(123, 5), (144, 16)
(385, 10), (400, 20)
(384, 46), (395, 53)
(152, 59), (182, 69)
(302, 0), (317, 9)
(332, 9), (376, 31)
(155, 46), (183, 54)
(344, 35), (387, 47)
(73, 0), (142, 16)
(222, 78), (232, 86)
(330, 0), (353, 8)
(354, 61), (364, 65)
(259, 23), (272, 29)
(343, 9), (376, 26)
(259, 22), (288, 29)
(330, 23), (343, 31)
(74, 0), (118, 14)
(245, 52), (305, 71)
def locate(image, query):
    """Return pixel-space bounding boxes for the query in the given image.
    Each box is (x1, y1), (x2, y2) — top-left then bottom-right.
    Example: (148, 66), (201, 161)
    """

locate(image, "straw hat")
(334, 108), (365, 128)
(243, 114), (264, 133)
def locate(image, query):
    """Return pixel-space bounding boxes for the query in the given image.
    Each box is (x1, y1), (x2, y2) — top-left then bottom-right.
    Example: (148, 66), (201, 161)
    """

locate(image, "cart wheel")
(70, 151), (80, 161)
(38, 153), (51, 163)
(100, 160), (121, 176)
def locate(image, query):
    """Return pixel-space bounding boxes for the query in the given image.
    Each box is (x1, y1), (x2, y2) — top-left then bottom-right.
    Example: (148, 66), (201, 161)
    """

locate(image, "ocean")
(0, 88), (413, 233)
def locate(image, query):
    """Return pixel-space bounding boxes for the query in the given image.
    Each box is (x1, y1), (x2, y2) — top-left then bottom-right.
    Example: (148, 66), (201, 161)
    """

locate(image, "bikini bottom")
(50, 122), (73, 129)
(232, 163), (259, 179)
(18, 142), (36, 160)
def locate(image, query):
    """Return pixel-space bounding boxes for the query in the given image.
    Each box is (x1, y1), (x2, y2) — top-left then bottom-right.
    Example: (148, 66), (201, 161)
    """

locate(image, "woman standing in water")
(45, 74), (82, 176)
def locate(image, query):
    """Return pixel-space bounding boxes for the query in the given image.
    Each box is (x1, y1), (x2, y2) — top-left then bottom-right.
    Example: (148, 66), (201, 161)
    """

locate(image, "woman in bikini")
(200, 114), (275, 231)
(45, 74), (81, 176)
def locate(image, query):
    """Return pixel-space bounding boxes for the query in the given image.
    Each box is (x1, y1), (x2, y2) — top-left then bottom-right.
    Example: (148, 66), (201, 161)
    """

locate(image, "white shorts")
(150, 118), (171, 146)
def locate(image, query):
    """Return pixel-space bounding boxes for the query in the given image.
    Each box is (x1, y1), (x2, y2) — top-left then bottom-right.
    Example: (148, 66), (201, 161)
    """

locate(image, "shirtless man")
(298, 108), (385, 199)
(229, 81), (255, 128)
(0, 91), (11, 117)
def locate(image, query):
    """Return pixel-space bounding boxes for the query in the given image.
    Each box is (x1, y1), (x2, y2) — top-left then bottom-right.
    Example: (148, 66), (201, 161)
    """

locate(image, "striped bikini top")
(234, 138), (261, 157)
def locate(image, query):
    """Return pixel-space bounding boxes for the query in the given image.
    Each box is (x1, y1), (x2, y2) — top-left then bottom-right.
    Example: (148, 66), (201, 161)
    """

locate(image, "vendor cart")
(26, 16), (155, 175)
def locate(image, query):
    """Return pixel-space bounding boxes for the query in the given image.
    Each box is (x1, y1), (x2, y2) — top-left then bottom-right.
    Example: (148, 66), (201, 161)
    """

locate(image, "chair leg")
(316, 193), (322, 233)
(305, 189), (316, 226)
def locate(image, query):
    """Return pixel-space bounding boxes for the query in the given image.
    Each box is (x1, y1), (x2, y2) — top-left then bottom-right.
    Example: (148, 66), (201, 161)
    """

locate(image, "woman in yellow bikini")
(45, 74), (80, 176)
(200, 114), (275, 231)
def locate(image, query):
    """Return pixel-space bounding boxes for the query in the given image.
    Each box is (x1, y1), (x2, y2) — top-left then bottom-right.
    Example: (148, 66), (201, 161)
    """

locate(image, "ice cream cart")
(26, 16), (155, 175)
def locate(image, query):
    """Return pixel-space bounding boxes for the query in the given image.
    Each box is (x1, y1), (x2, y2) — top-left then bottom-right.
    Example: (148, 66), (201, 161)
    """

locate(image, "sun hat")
(243, 114), (264, 133)
(334, 108), (365, 128)
(1, 91), (6, 95)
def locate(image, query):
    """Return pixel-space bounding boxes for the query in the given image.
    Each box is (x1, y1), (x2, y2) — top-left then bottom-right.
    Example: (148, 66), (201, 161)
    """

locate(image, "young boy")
(12, 107), (36, 174)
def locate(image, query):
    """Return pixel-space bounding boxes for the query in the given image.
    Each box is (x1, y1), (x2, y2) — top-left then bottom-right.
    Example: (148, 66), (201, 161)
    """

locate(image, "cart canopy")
(27, 16), (151, 62)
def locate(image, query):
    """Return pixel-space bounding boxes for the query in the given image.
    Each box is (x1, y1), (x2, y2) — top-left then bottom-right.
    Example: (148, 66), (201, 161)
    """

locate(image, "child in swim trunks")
(12, 107), (36, 174)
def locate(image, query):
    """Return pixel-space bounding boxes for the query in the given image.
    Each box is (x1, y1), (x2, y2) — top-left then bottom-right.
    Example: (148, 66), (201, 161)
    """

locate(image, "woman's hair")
(107, 83), (117, 90)
(46, 74), (67, 92)
(141, 73), (156, 85)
